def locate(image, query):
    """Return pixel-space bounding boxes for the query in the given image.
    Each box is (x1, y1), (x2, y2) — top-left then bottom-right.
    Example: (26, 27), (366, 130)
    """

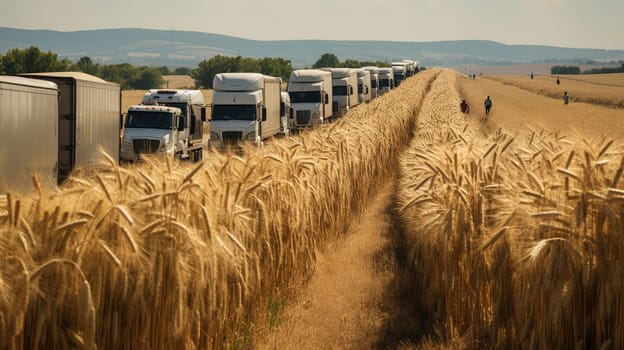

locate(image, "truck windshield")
(358, 83), (364, 94)
(289, 91), (322, 103)
(371, 79), (378, 88)
(125, 111), (173, 129)
(379, 79), (390, 88)
(333, 85), (348, 96)
(212, 105), (256, 121)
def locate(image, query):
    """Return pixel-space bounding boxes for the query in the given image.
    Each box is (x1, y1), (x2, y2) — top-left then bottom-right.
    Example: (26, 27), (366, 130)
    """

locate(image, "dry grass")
(458, 74), (624, 140)
(162, 75), (196, 89)
(395, 69), (624, 349)
(486, 74), (624, 108)
(0, 69), (439, 349)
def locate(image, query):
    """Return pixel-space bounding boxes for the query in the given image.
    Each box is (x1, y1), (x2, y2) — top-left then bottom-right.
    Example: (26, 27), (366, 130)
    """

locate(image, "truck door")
(257, 105), (263, 139)
(56, 80), (75, 183)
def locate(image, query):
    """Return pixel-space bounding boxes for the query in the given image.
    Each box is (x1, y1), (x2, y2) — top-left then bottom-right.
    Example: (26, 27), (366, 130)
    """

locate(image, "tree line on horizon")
(551, 64), (624, 75)
(1, 47), (393, 89)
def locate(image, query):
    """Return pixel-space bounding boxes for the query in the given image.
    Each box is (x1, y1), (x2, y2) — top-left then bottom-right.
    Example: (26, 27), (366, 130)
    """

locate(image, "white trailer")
(0, 76), (59, 194)
(287, 69), (333, 129)
(378, 68), (395, 95)
(329, 68), (358, 116)
(23, 72), (121, 183)
(355, 69), (372, 104)
(121, 89), (206, 162)
(392, 62), (408, 86)
(362, 66), (379, 99)
(210, 73), (282, 147)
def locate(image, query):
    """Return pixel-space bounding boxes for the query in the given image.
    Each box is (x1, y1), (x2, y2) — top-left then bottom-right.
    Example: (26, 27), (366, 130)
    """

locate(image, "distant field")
(484, 73), (624, 108)
(458, 74), (624, 140)
(453, 63), (623, 76)
(161, 75), (196, 89)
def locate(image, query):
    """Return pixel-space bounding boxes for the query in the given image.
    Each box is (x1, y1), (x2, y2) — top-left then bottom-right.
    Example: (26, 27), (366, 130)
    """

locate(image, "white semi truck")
(356, 69), (372, 104)
(362, 66), (379, 99)
(378, 68), (395, 95)
(0, 76), (59, 194)
(121, 89), (206, 162)
(210, 73), (282, 147)
(402, 60), (418, 77)
(22, 72), (121, 184)
(392, 62), (408, 87)
(287, 69), (333, 129)
(329, 68), (358, 116)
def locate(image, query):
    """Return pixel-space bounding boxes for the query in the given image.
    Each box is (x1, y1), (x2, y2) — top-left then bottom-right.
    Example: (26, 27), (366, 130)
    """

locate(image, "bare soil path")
(258, 181), (398, 350)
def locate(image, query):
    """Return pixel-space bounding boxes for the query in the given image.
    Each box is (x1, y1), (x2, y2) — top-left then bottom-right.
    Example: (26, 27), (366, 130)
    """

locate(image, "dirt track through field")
(258, 181), (397, 349)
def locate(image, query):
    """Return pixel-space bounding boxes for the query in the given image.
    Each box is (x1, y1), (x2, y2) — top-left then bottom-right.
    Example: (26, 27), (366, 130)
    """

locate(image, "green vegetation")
(550, 65), (581, 74)
(0, 46), (164, 89)
(1, 47), (394, 90)
(191, 55), (293, 88)
(583, 63), (624, 74)
(312, 53), (391, 69)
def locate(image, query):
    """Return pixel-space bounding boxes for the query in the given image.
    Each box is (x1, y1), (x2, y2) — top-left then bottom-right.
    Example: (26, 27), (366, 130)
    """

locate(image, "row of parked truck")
(0, 60), (419, 193)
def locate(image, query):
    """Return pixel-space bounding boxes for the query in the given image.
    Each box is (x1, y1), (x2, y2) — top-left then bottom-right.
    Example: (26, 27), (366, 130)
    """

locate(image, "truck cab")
(329, 68), (358, 116)
(378, 68), (395, 95)
(210, 73), (282, 148)
(121, 89), (206, 161)
(121, 105), (196, 160)
(362, 66), (380, 99)
(392, 62), (408, 87)
(356, 69), (372, 104)
(287, 69), (333, 129)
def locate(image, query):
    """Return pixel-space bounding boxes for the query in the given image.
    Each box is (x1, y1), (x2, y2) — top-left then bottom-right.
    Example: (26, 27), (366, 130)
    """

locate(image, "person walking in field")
(460, 100), (470, 114)
(484, 96), (492, 116)
(531, 72), (534, 80)
(556, 77), (561, 85)
(563, 91), (569, 105)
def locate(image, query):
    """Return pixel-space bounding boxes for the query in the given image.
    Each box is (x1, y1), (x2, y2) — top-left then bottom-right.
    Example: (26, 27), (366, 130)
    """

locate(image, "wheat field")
(486, 74), (624, 108)
(395, 69), (624, 349)
(0, 69), (438, 349)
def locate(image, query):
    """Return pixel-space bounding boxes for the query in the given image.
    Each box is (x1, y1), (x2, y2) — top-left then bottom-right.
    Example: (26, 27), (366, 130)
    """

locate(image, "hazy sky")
(1, 0), (622, 49)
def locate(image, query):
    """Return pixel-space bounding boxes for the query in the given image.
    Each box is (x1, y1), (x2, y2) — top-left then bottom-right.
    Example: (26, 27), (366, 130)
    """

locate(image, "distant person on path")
(556, 77), (561, 85)
(563, 91), (569, 105)
(484, 96), (493, 116)
(460, 100), (470, 114)
(531, 72), (534, 80)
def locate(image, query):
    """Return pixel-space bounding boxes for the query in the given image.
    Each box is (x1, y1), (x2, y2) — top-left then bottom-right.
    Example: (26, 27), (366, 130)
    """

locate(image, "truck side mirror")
(262, 108), (267, 121)
(325, 93), (329, 104)
(349, 86), (353, 95)
(201, 106), (207, 122)
(177, 116), (183, 130)
(120, 113), (126, 129)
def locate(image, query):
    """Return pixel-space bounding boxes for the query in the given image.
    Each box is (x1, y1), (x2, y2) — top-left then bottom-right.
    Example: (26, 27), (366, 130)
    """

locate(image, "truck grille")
(296, 110), (311, 125)
(222, 131), (243, 146)
(133, 139), (160, 154)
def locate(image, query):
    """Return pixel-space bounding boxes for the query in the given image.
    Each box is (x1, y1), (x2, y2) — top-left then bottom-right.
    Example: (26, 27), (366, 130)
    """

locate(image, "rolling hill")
(2, 27), (624, 68)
